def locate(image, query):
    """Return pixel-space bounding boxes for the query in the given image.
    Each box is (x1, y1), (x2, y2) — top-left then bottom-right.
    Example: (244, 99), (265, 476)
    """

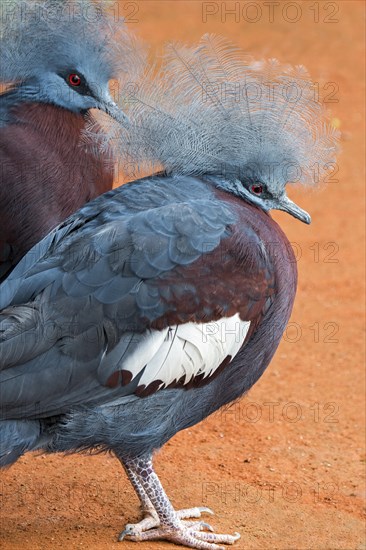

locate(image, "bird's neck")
(0, 81), (40, 115)
(0, 83), (92, 129)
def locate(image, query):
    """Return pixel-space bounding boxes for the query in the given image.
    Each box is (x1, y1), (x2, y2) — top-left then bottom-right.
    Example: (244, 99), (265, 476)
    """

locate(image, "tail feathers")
(0, 419), (41, 467)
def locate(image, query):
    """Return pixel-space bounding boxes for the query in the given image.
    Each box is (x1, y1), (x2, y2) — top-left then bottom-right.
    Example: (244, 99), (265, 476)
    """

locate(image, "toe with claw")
(116, 454), (241, 549)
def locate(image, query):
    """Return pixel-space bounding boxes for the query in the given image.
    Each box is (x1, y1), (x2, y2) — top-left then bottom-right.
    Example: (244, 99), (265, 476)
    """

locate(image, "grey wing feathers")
(1, 180), (234, 315)
(0, 176), (235, 418)
(0, 175), (224, 308)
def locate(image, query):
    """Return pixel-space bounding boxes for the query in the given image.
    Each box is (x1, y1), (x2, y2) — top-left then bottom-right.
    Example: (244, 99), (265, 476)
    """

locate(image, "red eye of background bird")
(251, 184), (263, 195)
(68, 74), (81, 86)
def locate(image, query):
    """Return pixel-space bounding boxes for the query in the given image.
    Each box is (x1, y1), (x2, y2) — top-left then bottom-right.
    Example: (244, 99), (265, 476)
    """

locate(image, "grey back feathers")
(104, 34), (339, 193)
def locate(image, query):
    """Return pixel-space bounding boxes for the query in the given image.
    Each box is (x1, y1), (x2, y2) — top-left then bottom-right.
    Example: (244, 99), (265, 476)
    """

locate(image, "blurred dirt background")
(0, 1), (365, 549)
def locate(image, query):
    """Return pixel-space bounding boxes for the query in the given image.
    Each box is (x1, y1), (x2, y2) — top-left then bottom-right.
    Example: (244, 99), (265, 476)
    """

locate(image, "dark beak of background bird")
(278, 195), (312, 224)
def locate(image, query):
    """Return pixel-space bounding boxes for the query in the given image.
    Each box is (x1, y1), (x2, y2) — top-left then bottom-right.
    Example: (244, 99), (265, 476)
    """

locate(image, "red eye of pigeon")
(68, 74), (82, 87)
(251, 184), (263, 195)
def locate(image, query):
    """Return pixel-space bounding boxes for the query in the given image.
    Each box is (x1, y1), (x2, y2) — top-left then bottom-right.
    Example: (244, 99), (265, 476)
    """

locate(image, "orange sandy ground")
(0, 1), (365, 549)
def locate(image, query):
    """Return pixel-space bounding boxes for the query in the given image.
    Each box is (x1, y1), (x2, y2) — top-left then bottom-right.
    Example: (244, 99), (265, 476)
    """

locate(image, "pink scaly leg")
(117, 454), (240, 550)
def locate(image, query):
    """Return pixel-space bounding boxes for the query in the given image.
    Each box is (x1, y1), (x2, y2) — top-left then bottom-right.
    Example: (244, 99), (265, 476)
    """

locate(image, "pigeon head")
(0, 0), (136, 124)
(213, 175), (312, 224)
(102, 34), (339, 222)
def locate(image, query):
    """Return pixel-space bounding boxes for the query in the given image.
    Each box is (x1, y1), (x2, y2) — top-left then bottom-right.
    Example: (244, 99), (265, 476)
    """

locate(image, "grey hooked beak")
(277, 195), (311, 224)
(97, 94), (130, 126)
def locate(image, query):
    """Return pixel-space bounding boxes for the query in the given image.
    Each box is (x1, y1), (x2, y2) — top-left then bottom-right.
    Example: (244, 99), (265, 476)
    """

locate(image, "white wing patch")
(122, 314), (250, 391)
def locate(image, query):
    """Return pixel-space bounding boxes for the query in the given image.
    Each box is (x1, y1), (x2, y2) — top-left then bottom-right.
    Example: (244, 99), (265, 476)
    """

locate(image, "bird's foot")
(119, 508), (240, 549)
(117, 455), (240, 549)
(119, 506), (215, 540)
(119, 508), (159, 539)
